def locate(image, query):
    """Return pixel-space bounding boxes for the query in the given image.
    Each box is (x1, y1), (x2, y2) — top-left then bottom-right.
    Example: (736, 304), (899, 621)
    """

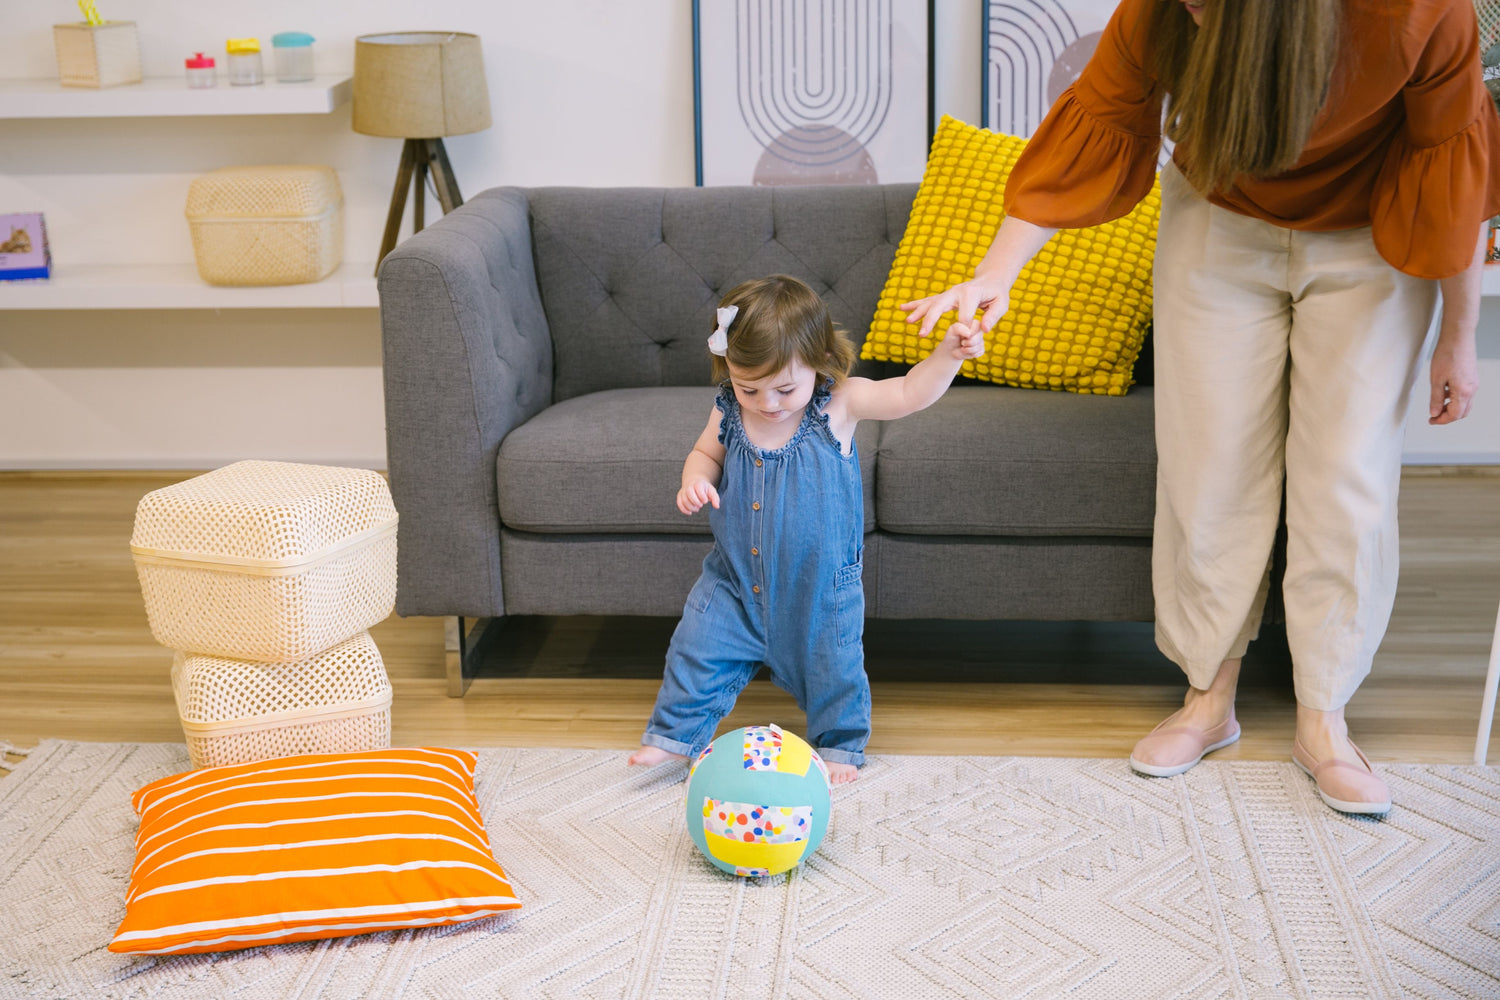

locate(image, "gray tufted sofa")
(378, 184), (1159, 694)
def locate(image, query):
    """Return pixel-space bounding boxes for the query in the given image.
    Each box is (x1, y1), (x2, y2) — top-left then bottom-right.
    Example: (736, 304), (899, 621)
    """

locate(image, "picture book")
(0, 213), (51, 281)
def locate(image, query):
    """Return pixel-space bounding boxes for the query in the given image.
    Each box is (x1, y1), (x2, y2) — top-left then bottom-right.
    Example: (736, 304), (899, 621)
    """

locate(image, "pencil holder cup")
(53, 21), (142, 88)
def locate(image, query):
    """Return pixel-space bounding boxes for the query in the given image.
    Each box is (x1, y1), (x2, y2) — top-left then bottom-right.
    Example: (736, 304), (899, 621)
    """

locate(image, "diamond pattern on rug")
(0, 741), (1497, 999)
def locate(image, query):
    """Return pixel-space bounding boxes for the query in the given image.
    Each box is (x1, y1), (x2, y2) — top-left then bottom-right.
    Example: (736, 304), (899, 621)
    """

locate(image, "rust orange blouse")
(1003, 0), (1500, 279)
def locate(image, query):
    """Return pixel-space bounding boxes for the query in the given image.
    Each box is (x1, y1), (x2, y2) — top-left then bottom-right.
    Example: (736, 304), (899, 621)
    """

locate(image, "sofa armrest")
(379, 188), (553, 618)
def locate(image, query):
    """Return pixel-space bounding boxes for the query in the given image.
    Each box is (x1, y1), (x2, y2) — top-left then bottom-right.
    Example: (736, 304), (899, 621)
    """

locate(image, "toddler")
(628, 275), (984, 783)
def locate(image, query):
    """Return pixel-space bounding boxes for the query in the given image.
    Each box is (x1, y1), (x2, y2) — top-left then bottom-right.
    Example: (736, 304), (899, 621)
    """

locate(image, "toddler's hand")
(946, 320), (986, 360)
(677, 479), (720, 515)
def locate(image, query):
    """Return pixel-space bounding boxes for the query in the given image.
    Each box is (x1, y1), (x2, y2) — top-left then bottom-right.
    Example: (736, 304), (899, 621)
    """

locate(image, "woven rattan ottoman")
(171, 632), (393, 768)
(131, 460), (398, 662)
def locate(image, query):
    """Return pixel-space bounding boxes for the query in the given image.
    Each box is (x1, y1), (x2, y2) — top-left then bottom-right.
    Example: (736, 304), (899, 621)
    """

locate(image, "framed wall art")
(980, 0), (1116, 138)
(693, 0), (934, 186)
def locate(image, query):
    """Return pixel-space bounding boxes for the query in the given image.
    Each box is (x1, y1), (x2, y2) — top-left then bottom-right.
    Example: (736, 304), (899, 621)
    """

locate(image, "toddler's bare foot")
(628, 745), (686, 767)
(826, 762), (859, 785)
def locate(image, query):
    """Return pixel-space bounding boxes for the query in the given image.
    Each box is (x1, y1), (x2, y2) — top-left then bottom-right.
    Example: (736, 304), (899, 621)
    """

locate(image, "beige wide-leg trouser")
(1151, 163), (1439, 711)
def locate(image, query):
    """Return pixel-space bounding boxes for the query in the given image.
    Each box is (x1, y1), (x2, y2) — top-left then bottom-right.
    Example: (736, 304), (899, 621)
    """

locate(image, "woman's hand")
(1431, 227), (1485, 425)
(1428, 334), (1479, 425)
(898, 217), (1060, 339)
(899, 272), (1014, 339)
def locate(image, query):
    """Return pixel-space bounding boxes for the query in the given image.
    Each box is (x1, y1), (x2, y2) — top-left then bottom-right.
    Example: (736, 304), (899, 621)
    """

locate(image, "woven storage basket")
(131, 460), (397, 662)
(172, 631), (393, 769)
(53, 21), (143, 88)
(185, 165), (343, 286)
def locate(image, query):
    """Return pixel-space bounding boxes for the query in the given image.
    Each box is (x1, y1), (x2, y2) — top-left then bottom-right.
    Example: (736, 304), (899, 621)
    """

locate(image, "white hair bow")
(707, 305), (737, 356)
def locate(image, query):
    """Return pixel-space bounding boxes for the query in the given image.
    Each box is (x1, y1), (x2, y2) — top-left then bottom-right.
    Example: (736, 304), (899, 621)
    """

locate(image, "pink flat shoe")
(1128, 708), (1241, 777)
(1292, 738), (1391, 816)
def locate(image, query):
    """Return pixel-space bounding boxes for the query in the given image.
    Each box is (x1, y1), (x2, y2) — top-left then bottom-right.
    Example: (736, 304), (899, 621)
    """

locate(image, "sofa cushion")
(528, 185), (916, 402)
(497, 387), (878, 534)
(875, 385), (1156, 536)
(870, 534), (1152, 619)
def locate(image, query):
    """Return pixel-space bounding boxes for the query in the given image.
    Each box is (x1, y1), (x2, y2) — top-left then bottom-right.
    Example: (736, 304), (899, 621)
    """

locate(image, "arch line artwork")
(983, 0), (1087, 139)
(981, 0), (1171, 170)
(694, 0), (932, 187)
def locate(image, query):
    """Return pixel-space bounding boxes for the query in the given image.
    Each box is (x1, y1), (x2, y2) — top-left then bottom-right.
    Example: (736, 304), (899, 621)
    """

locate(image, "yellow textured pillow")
(863, 115), (1160, 394)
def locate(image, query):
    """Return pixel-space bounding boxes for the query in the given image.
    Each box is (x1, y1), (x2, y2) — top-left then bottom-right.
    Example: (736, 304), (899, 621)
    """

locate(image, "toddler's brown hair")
(710, 275), (856, 387)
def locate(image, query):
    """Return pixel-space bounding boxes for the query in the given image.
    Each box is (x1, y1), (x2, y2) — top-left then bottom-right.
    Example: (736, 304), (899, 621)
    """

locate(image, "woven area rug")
(1, 741), (1497, 999)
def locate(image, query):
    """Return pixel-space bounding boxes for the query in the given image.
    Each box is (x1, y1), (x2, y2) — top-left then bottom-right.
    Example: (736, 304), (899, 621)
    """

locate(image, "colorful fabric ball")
(685, 724), (832, 877)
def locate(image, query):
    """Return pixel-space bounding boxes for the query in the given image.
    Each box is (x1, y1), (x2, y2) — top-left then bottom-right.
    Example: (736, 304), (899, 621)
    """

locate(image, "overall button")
(752, 501), (761, 510)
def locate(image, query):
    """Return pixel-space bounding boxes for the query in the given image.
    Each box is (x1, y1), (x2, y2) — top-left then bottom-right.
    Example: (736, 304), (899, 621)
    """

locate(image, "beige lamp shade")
(352, 32), (491, 138)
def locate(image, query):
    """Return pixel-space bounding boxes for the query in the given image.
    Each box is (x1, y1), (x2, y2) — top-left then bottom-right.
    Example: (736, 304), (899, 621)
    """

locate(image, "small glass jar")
(185, 52), (216, 89)
(271, 32), (316, 83)
(225, 38), (263, 86)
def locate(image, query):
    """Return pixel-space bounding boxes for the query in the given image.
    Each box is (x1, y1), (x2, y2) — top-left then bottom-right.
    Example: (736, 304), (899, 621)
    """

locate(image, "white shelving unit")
(0, 261), (377, 309)
(0, 74), (352, 118)
(3, 73), (376, 309)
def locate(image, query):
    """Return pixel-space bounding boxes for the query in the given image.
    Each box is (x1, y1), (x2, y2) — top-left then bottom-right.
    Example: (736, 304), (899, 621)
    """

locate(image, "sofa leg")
(444, 616), (505, 697)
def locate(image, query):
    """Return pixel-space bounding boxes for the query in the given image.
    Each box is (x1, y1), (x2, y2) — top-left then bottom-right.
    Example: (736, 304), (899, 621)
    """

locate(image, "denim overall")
(641, 381), (870, 765)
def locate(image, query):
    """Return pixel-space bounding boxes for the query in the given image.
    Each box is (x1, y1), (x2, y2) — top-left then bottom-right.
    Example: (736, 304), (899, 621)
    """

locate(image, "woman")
(904, 0), (1500, 814)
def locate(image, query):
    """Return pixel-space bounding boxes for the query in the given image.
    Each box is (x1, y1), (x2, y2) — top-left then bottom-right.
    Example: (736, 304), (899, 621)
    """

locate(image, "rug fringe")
(0, 739), (35, 772)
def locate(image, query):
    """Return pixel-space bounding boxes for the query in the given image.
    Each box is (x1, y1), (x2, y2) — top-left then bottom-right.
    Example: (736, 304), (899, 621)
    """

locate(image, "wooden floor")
(2, 470), (1497, 768)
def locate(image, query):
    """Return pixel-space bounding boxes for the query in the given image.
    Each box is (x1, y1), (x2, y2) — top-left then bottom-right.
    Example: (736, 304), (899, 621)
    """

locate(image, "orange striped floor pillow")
(110, 747), (521, 955)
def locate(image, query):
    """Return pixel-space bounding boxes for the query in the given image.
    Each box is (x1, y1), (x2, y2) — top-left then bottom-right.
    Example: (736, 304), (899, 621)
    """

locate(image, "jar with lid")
(185, 52), (216, 89)
(225, 38), (263, 86)
(271, 32), (316, 83)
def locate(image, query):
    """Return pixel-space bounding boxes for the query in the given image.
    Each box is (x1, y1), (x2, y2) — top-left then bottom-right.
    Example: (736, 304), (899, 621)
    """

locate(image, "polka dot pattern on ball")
(703, 799), (814, 845)
(741, 725), (784, 771)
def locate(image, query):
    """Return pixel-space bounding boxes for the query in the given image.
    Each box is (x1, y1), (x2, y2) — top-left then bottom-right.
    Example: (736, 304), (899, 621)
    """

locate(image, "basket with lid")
(173, 631), (393, 769)
(131, 460), (398, 662)
(184, 164), (343, 286)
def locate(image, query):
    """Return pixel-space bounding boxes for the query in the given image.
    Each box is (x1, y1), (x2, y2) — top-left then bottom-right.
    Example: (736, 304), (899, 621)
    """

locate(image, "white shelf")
(0, 74), (352, 119)
(0, 261), (378, 309)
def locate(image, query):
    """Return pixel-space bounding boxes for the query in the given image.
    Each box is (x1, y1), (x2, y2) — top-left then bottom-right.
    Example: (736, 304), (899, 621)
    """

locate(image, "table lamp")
(353, 31), (491, 270)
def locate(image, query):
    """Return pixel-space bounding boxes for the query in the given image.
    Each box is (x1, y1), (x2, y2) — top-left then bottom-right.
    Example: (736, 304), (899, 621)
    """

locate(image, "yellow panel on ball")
(703, 830), (810, 875)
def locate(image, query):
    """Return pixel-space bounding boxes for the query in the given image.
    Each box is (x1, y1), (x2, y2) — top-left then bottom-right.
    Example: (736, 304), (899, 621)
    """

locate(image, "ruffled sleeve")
(1002, 0), (1163, 228)
(810, 377), (834, 413)
(1371, 0), (1500, 279)
(713, 385), (736, 445)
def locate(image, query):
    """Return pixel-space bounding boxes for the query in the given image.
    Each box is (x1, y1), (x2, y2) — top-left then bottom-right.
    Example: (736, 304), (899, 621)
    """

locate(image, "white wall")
(0, 1), (1493, 468)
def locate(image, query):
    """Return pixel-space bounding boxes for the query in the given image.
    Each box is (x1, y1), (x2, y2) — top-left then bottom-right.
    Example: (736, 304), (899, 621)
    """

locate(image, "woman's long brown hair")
(1149, 0), (1342, 194)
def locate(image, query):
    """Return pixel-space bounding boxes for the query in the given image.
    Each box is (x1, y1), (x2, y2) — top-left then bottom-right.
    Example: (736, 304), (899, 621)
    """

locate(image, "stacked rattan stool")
(131, 461), (398, 768)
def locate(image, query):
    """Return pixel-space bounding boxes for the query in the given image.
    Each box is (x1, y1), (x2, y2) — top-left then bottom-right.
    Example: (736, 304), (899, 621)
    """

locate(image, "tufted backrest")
(529, 185), (917, 402)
